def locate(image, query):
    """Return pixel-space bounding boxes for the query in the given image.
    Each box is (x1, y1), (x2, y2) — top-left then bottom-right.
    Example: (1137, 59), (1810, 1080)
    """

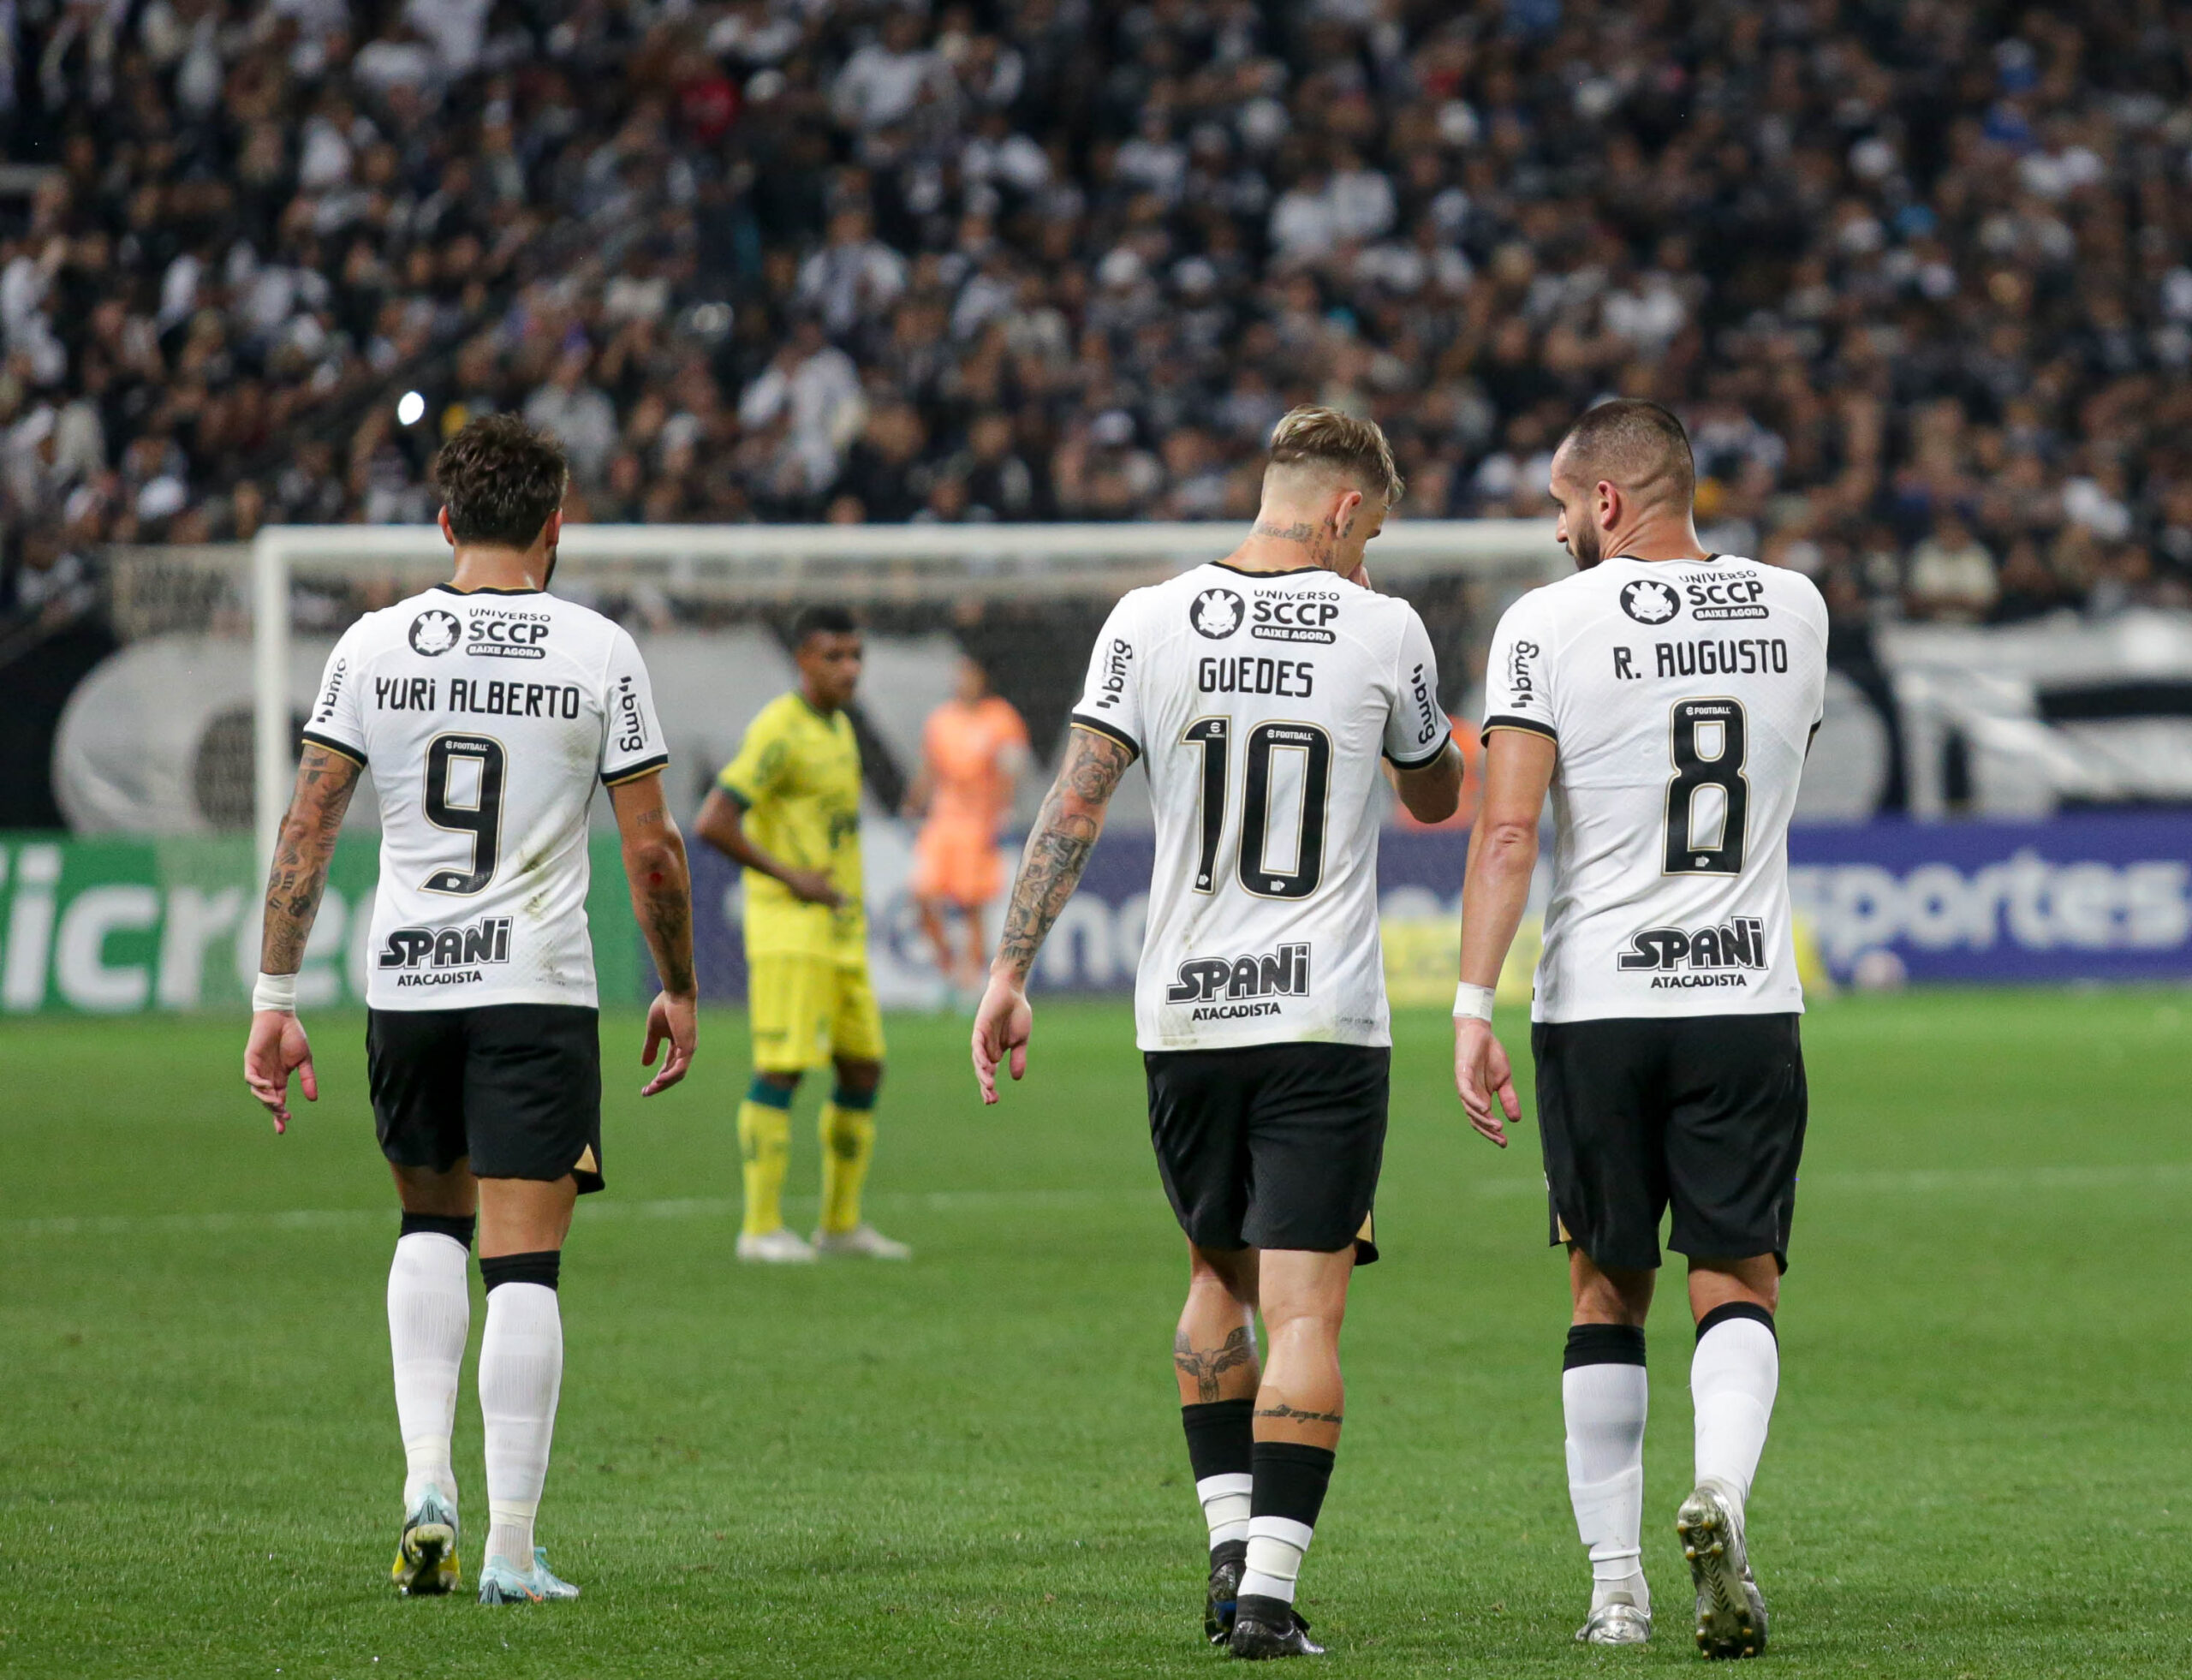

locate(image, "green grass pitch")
(3, 991), (2190, 1677)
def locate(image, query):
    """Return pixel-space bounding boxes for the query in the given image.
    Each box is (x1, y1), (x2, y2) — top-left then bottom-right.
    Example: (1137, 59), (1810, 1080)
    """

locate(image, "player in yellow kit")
(694, 605), (908, 1263)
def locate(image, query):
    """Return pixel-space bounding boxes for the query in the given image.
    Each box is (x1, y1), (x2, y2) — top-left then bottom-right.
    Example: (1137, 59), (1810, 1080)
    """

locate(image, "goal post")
(247, 519), (1570, 872)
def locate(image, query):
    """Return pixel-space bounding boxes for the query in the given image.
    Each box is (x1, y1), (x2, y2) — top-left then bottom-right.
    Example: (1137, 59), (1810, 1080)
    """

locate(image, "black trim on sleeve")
(601, 752), (670, 788)
(299, 729), (366, 768)
(1481, 714), (1558, 742)
(1068, 712), (1141, 760)
(1385, 730), (1455, 771)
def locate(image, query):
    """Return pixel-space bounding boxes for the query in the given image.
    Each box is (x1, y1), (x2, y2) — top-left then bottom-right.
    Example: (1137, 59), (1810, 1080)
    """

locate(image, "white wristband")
(1452, 982), (1496, 1022)
(252, 971), (299, 1014)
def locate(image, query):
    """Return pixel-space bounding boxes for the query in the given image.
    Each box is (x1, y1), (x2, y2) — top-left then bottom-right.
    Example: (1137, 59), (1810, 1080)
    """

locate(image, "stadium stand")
(4, 0), (2190, 618)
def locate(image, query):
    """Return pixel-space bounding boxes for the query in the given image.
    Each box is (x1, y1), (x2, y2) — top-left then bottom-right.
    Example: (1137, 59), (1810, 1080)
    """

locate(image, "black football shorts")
(366, 1004), (605, 1193)
(1144, 1041), (1388, 1264)
(1531, 1012), (1806, 1272)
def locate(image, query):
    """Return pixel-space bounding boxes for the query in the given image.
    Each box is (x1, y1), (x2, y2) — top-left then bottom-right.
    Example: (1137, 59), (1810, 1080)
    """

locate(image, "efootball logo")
(408, 609), (462, 656)
(1189, 588), (1244, 639)
(1619, 579), (1682, 624)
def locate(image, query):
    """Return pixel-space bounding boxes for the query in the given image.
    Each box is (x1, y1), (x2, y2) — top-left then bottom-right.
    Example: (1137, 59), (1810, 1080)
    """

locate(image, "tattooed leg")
(1176, 1243), (1261, 1584)
(1175, 1242), (1261, 1405)
(1176, 1326), (1260, 1403)
(1250, 1248), (1355, 1451)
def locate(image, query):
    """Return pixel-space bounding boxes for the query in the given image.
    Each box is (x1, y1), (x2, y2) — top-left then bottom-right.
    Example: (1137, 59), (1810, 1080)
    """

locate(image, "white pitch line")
(5, 1162), (2188, 1240)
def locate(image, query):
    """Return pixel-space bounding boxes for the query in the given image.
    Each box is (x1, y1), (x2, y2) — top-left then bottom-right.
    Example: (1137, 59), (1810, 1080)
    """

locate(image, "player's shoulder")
(527, 590), (642, 664)
(1740, 556), (1828, 617)
(341, 588), (439, 652)
(748, 690), (808, 735)
(1665, 553), (1828, 635)
(1116, 568), (1209, 632)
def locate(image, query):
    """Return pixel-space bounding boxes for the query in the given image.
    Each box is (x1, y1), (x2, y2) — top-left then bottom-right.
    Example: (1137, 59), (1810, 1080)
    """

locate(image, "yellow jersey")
(718, 692), (867, 962)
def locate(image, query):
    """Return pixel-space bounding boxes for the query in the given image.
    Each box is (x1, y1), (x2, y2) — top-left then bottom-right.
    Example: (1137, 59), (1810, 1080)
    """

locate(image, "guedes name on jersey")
(372, 676), (586, 719)
(1198, 655), (1315, 697)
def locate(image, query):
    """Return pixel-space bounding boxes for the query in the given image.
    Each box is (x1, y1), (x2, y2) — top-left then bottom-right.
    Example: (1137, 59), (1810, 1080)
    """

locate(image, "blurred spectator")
(1992, 537), (2067, 623)
(1906, 516), (1999, 623)
(523, 349), (619, 487)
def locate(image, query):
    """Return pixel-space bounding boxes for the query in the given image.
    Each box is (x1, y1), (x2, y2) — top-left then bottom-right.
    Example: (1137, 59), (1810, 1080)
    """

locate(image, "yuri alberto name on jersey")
(372, 675), (587, 720)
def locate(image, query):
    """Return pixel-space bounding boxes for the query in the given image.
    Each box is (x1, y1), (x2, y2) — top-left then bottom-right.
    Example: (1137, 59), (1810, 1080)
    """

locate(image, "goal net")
(81, 521), (1566, 1005)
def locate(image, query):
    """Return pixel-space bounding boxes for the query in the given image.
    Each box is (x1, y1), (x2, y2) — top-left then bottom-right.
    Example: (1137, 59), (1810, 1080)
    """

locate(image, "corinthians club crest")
(408, 608), (462, 655)
(1189, 587), (1244, 639)
(1618, 578), (1682, 625)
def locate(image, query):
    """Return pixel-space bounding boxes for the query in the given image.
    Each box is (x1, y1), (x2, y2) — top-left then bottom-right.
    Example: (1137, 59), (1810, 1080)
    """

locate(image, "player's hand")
(1343, 558), (1374, 592)
(244, 1010), (316, 1135)
(640, 990), (698, 1095)
(783, 867), (845, 909)
(1453, 1016), (1518, 1148)
(971, 973), (1032, 1105)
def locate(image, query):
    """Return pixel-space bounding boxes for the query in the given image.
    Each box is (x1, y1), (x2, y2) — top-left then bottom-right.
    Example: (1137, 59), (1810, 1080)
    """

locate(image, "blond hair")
(1266, 405), (1405, 505)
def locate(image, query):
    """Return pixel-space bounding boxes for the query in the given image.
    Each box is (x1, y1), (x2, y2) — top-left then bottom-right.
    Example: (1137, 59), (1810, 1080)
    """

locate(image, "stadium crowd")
(5, 0), (2192, 624)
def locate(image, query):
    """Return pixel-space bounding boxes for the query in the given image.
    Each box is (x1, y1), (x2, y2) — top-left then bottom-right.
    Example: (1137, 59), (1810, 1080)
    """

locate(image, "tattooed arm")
(259, 742), (360, 974)
(970, 724), (1134, 1102)
(243, 742), (360, 1132)
(610, 771), (699, 1096)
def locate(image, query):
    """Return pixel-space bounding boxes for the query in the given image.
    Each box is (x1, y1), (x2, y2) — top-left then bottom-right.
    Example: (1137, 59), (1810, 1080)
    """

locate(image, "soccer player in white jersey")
(1451, 400), (1827, 1657)
(972, 408), (1462, 1659)
(241, 417), (700, 1606)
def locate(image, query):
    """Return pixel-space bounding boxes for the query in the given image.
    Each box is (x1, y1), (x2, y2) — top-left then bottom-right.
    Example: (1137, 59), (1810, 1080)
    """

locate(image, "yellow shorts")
(748, 953), (887, 1073)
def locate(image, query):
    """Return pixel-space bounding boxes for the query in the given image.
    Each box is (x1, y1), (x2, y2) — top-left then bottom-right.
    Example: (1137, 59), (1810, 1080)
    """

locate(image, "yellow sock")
(817, 1093), (877, 1236)
(738, 1087), (793, 1236)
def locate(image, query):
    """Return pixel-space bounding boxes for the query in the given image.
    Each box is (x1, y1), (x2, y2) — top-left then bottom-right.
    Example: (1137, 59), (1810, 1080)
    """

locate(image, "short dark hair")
(432, 415), (569, 546)
(1557, 399), (1695, 509)
(791, 604), (858, 646)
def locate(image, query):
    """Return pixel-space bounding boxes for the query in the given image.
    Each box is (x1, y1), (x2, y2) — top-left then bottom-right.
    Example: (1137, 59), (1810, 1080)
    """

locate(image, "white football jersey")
(302, 583), (668, 1011)
(1481, 554), (1828, 1022)
(1072, 562), (1450, 1051)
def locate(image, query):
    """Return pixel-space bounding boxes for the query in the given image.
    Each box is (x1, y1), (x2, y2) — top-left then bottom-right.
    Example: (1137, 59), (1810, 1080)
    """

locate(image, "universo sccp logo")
(408, 610), (462, 656)
(1619, 578), (1682, 624)
(1189, 588), (1244, 639)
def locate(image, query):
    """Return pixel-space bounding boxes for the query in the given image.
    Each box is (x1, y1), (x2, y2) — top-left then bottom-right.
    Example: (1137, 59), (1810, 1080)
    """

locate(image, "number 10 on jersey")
(1182, 717), (1333, 900)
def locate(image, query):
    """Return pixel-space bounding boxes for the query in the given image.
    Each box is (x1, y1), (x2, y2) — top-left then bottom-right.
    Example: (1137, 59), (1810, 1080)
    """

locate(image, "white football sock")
(480, 1281), (563, 1568)
(1693, 1314), (1778, 1506)
(1564, 1359), (1650, 1610)
(1197, 1473), (1253, 1549)
(387, 1232), (470, 1513)
(1238, 1516), (1313, 1606)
